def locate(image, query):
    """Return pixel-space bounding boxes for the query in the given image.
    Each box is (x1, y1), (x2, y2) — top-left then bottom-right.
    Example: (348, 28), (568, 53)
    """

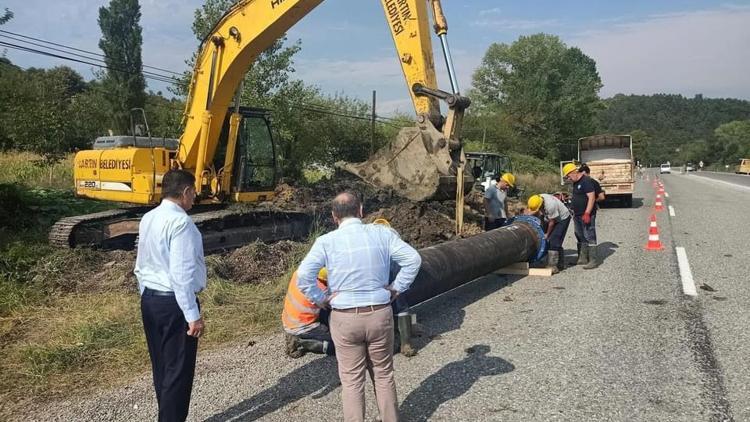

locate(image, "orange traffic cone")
(649, 214), (659, 234)
(654, 194), (665, 211)
(645, 215), (664, 251)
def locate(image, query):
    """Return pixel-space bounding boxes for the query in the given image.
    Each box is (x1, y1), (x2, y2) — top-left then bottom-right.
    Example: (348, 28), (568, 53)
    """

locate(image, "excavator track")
(49, 206), (313, 253)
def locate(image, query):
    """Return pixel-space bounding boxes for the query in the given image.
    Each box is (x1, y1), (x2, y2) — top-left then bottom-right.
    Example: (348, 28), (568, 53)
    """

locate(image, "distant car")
(660, 163), (671, 174)
(686, 163), (695, 172)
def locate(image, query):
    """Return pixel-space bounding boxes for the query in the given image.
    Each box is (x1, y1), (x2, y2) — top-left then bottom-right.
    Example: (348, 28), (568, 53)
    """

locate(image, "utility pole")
(482, 126), (486, 151)
(371, 90), (376, 155)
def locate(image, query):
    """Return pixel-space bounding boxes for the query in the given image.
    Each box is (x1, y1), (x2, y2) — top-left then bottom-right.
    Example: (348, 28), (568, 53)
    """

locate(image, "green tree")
(715, 120), (750, 164)
(0, 8), (12, 26)
(470, 34), (602, 161)
(98, 0), (146, 134)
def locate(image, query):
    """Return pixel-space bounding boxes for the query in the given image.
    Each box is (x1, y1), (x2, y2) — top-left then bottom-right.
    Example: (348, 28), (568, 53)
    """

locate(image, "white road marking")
(669, 206), (676, 217)
(665, 192), (669, 198)
(676, 247), (697, 296)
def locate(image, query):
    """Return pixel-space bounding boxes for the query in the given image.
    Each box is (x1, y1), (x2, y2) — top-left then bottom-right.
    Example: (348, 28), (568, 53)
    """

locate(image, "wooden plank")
(496, 265), (553, 277)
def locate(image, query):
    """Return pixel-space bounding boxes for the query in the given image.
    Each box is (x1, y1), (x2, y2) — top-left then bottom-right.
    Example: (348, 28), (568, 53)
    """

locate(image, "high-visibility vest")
(281, 271), (326, 334)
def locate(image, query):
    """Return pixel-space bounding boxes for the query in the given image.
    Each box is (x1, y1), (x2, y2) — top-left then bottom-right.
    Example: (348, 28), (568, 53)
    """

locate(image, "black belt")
(143, 287), (175, 297)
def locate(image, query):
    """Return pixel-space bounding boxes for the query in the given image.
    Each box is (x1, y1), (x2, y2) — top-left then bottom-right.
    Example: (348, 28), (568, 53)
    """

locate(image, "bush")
(510, 153), (559, 175)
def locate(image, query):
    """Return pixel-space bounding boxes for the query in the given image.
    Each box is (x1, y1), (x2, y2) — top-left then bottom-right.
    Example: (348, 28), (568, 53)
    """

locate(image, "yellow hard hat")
(372, 218), (391, 227)
(562, 163), (578, 176)
(317, 268), (328, 281)
(527, 195), (543, 212)
(500, 173), (516, 187)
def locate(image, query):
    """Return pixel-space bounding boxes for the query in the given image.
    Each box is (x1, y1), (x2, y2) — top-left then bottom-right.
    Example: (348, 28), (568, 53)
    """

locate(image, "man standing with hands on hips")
(135, 169), (207, 422)
(562, 163), (600, 269)
(296, 191), (421, 422)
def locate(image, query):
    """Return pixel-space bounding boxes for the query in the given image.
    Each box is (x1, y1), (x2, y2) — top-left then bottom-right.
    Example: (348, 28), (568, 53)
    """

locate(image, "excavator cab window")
(234, 109), (276, 192)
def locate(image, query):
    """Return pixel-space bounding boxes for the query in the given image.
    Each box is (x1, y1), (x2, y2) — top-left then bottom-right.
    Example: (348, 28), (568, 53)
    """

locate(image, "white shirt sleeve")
(389, 232), (422, 293)
(169, 219), (204, 323)
(297, 237), (327, 305)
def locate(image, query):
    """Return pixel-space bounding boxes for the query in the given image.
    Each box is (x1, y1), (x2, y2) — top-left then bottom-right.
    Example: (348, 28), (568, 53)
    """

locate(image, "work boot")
(556, 248), (566, 272)
(397, 314), (417, 357)
(583, 245), (600, 270)
(284, 333), (304, 358)
(547, 251), (560, 274)
(297, 338), (327, 355)
(576, 243), (589, 265)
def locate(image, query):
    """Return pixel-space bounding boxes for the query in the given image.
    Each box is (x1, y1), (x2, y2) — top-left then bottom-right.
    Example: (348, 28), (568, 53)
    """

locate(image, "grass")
(0, 259), (307, 415)
(0, 151), (74, 190)
(516, 172), (565, 200)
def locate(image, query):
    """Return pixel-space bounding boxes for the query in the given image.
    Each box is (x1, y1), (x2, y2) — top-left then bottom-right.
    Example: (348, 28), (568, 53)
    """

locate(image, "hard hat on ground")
(500, 173), (516, 187)
(562, 163), (578, 176)
(527, 195), (543, 212)
(317, 268), (328, 281)
(372, 218), (391, 227)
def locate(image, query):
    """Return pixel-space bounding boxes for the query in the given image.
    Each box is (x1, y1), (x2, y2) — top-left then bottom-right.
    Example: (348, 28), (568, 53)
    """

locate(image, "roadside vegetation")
(0, 152), (313, 412)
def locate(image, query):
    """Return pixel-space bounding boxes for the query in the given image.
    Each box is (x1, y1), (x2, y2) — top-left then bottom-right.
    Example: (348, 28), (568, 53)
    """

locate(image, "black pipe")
(403, 218), (543, 307)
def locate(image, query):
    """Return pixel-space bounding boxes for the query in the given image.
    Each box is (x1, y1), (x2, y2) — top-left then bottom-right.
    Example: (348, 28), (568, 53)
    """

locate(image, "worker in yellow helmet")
(484, 172), (515, 231)
(282, 268), (335, 357)
(527, 194), (572, 274)
(562, 162), (600, 269)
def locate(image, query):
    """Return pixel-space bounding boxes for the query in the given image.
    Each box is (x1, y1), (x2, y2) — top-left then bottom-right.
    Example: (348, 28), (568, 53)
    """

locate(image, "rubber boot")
(547, 251), (560, 274)
(284, 333), (304, 358)
(297, 338), (327, 355)
(583, 245), (600, 270)
(556, 248), (566, 272)
(576, 243), (589, 265)
(397, 314), (417, 357)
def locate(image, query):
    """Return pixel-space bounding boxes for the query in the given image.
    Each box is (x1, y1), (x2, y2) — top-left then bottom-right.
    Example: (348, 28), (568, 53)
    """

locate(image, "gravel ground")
(23, 176), (741, 421)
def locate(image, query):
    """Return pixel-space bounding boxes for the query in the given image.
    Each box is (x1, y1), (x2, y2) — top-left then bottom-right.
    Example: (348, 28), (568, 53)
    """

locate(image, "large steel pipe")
(403, 216), (546, 307)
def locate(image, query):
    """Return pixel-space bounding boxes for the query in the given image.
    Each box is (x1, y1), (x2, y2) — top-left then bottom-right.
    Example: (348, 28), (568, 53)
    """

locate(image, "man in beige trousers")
(296, 192), (422, 422)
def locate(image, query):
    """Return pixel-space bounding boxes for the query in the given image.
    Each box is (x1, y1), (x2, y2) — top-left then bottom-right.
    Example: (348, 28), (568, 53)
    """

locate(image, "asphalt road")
(25, 173), (747, 421)
(688, 170), (750, 189)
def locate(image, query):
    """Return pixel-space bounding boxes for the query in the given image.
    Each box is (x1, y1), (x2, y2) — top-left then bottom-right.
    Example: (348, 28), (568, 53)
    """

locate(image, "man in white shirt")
(135, 169), (206, 422)
(297, 192), (421, 422)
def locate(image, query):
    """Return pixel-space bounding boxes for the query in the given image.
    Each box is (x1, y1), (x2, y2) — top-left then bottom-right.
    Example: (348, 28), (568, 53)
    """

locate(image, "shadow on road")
(204, 356), (340, 421)
(598, 241), (619, 262)
(399, 344), (515, 421)
(411, 274), (522, 351)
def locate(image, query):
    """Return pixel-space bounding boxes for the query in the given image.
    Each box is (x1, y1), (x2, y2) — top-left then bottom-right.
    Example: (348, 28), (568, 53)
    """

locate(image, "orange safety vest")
(281, 271), (327, 334)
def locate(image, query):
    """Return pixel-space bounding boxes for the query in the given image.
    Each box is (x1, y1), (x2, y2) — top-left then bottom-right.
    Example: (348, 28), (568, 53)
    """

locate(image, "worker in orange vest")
(282, 268), (334, 358)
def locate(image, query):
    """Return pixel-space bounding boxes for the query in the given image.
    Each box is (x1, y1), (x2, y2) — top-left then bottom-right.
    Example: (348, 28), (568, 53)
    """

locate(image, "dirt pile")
(221, 240), (307, 284)
(29, 249), (137, 293)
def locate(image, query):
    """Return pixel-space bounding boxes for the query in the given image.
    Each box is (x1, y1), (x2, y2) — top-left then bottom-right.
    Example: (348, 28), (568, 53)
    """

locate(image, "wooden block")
(495, 263), (553, 277)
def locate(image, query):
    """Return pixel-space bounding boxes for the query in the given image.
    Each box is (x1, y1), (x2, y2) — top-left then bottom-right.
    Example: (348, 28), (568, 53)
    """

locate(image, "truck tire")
(623, 195), (633, 208)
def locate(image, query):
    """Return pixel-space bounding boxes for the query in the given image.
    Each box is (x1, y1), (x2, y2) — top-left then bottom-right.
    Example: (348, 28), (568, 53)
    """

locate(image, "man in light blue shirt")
(297, 191), (421, 422)
(135, 169), (206, 422)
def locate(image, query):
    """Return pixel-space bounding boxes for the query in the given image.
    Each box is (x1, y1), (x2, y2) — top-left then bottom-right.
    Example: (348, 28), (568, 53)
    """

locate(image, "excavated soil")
(35, 174), (515, 288)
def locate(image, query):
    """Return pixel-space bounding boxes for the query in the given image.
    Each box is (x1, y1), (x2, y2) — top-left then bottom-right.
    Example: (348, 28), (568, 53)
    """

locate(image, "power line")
(0, 29), (183, 76)
(0, 40), (177, 85)
(0, 30), (411, 127)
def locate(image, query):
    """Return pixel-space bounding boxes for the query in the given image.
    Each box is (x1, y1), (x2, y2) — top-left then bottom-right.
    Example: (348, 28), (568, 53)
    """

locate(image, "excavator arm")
(179, 0), (470, 205)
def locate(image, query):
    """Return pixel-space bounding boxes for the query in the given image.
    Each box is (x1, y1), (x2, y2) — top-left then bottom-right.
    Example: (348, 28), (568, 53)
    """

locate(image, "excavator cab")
(212, 107), (277, 200)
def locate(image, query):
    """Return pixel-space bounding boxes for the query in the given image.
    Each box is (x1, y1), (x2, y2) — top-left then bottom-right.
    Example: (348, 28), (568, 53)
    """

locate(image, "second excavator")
(50, 0), (473, 250)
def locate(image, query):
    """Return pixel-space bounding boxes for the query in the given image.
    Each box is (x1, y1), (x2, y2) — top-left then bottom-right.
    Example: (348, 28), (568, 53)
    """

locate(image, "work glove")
(582, 212), (591, 225)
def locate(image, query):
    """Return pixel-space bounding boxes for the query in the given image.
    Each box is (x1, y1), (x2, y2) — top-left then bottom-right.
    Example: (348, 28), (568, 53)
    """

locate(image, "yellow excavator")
(50, 0), (472, 250)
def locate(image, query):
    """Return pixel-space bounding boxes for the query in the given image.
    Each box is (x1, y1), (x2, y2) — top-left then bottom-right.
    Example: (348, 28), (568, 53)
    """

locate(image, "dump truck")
(577, 134), (635, 207)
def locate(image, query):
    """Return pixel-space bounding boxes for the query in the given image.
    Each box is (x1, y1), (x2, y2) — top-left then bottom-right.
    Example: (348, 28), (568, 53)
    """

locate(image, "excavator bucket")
(337, 121), (472, 201)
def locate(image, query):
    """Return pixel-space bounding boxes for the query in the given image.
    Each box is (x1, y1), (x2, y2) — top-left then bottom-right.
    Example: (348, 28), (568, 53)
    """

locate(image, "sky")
(2, 0), (749, 116)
